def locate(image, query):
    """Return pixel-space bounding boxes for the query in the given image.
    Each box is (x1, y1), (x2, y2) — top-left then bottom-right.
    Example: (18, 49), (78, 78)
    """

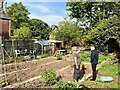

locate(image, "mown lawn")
(82, 58), (119, 88)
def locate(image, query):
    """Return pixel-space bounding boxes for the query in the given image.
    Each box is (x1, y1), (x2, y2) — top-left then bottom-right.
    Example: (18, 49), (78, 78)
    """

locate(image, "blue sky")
(6, 0), (69, 26)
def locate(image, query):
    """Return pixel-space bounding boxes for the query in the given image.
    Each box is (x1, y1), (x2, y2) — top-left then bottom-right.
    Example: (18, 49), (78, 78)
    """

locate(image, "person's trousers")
(73, 65), (80, 81)
(91, 64), (97, 80)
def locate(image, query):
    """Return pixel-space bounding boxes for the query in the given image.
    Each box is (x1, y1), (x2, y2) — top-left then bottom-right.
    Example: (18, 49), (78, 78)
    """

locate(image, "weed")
(1, 80), (10, 87)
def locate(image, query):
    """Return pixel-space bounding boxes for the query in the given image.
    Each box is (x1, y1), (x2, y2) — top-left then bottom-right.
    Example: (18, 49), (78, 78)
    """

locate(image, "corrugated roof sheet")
(34, 40), (62, 46)
(35, 40), (52, 46)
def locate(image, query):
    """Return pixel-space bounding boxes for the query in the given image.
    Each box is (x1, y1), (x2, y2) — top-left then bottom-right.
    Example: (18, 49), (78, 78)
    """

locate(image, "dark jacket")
(90, 50), (99, 65)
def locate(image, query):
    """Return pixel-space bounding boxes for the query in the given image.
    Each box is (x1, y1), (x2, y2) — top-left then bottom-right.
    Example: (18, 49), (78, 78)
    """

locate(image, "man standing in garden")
(90, 45), (99, 81)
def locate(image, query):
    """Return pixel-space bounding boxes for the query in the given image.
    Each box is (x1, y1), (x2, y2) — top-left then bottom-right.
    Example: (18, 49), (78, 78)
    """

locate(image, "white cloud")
(24, 2), (65, 26)
(24, 3), (51, 16)
(6, 1), (67, 26)
(29, 14), (64, 26)
(25, 3), (64, 26)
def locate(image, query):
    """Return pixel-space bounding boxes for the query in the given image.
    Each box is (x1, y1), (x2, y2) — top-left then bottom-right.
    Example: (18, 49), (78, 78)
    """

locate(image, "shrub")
(56, 54), (62, 60)
(42, 70), (57, 86)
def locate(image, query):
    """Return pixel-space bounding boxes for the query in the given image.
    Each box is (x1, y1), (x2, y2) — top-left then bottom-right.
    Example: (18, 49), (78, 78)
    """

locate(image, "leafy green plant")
(56, 54), (62, 60)
(1, 80), (10, 87)
(55, 81), (83, 90)
(42, 70), (57, 86)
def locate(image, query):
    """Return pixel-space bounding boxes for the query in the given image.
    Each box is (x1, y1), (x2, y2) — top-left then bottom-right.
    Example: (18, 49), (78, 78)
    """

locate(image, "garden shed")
(0, 10), (11, 40)
(34, 40), (62, 54)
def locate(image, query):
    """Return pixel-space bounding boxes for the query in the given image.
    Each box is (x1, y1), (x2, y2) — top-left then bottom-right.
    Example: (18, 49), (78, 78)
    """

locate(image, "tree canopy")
(53, 19), (83, 47)
(13, 26), (32, 40)
(83, 15), (120, 51)
(66, 2), (120, 28)
(28, 19), (51, 39)
(6, 2), (51, 39)
(6, 2), (30, 32)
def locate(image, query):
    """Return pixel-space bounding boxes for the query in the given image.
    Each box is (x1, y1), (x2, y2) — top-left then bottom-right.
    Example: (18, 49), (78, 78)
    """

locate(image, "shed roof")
(48, 40), (62, 43)
(34, 40), (62, 46)
(34, 40), (52, 46)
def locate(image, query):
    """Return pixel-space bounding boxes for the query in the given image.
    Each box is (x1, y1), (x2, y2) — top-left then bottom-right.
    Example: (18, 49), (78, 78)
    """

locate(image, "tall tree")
(54, 19), (83, 47)
(66, 2), (120, 28)
(83, 15), (120, 51)
(28, 19), (51, 39)
(6, 2), (30, 32)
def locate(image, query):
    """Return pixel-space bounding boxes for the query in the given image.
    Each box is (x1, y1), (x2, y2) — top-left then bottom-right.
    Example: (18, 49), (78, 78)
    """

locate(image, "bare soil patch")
(1, 57), (92, 88)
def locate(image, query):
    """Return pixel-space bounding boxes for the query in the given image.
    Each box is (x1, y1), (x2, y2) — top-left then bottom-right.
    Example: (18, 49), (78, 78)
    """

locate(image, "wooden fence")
(3, 40), (34, 56)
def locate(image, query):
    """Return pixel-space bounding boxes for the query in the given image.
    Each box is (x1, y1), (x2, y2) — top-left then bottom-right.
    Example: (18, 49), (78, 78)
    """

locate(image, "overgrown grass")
(80, 52), (108, 64)
(82, 58), (119, 88)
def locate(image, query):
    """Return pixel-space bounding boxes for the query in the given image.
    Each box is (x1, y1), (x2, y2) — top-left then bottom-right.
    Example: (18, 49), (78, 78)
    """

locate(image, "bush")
(42, 70), (57, 86)
(56, 54), (62, 60)
(55, 81), (83, 90)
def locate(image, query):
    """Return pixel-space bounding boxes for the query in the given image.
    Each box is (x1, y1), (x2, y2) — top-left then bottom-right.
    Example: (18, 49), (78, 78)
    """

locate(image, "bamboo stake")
(1, 44), (7, 81)
(12, 39), (19, 81)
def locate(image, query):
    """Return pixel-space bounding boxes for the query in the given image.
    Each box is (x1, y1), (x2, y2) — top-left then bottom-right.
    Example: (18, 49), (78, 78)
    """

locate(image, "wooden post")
(2, 43), (7, 81)
(12, 39), (19, 81)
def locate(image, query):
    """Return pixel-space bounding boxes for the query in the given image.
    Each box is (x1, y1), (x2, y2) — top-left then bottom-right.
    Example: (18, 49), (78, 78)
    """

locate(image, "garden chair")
(14, 50), (20, 57)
